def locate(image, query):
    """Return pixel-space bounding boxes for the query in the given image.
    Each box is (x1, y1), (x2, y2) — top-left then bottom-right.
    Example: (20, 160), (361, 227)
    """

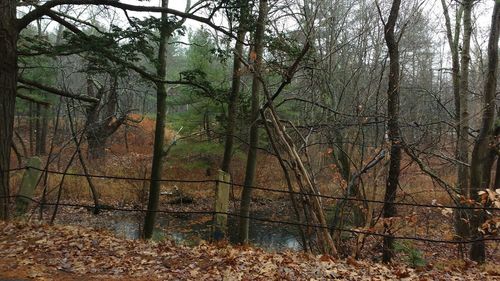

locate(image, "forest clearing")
(1, 0), (500, 280)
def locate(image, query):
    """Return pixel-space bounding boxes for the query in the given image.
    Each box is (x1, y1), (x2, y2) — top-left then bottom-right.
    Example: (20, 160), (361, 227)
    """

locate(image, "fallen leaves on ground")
(0, 221), (496, 280)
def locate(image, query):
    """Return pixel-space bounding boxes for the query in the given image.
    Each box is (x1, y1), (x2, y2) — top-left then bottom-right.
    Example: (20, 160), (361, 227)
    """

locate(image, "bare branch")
(18, 77), (99, 103)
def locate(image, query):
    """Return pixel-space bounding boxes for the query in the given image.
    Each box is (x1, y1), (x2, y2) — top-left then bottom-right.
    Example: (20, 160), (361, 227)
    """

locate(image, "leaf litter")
(0, 221), (497, 280)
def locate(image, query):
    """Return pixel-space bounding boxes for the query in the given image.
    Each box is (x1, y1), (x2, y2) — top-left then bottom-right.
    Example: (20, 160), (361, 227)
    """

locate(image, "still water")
(108, 212), (302, 251)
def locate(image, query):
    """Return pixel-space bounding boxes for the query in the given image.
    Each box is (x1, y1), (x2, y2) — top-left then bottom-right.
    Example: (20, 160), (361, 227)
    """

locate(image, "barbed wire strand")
(4, 195), (500, 245)
(6, 166), (500, 211)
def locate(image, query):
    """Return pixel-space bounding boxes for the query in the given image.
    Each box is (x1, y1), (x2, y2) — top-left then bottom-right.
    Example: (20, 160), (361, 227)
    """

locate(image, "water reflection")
(108, 212), (302, 251)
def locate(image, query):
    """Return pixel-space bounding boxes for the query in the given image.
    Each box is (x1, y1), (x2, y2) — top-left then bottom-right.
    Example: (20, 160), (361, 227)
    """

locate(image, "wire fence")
(4, 166), (500, 246)
(4, 195), (500, 245)
(7, 166), (500, 211)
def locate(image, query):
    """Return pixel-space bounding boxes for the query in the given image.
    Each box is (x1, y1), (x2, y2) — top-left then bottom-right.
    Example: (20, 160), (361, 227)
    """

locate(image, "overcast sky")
(122, 0), (202, 31)
(27, 0), (496, 49)
(119, 0), (495, 34)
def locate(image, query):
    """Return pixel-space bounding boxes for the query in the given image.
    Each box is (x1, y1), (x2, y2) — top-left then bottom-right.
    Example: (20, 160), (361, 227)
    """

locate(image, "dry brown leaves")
(0, 221), (496, 280)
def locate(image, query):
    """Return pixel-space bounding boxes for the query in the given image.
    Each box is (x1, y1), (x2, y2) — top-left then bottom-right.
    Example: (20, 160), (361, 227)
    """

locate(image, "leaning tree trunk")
(381, 0), (402, 263)
(0, 0), (18, 220)
(143, 0), (171, 239)
(468, 2), (500, 263)
(263, 105), (338, 256)
(238, 0), (268, 244)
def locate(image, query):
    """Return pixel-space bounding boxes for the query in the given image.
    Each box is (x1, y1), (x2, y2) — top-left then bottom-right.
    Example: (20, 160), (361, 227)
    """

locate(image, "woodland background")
(0, 0), (499, 277)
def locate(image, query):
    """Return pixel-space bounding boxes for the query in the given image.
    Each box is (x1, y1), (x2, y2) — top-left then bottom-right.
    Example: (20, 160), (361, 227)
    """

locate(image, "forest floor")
(6, 116), (500, 279)
(1, 221), (499, 280)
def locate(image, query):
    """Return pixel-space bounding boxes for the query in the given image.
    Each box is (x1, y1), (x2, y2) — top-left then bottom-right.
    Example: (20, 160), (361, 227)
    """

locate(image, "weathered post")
(213, 170), (230, 241)
(15, 157), (42, 216)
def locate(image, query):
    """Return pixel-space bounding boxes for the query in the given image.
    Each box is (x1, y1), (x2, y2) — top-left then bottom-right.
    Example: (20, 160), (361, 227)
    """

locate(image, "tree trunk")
(239, 0), (267, 244)
(495, 155), (500, 190)
(221, 3), (248, 173)
(87, 136), (106, 159)
(66, 101), (100, 214)
(468, 2), (500, 263)
(29, 102), (34, 155)
(456, 0), (474, 256)
(86, 73), (122, 160)
(0, 0), (18, 220)
(37, 104), (49, 155)
(381, 0), (402, 263)
(35, 103), (48, 155)
(457, 0), (473, 198)
(441, 0), (470, 244)
(203, 110), (211, 139)
(143, 0), (170, 239)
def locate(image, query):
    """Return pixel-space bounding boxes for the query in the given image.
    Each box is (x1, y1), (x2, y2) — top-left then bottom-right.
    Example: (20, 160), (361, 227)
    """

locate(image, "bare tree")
(85, 72), (128, 160)
(458, 0), (473, 200)
(143, 0), (177, 239)
(221, 1), (249, 173)
(377, 0), (402, 263)
(440, 0), (471, 245)
(239, 0), (268, 244)
(468, 1), (499, 263)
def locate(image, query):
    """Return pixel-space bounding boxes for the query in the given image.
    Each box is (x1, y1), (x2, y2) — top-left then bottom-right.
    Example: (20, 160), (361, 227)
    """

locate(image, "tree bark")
(35, 103), (48, 155)
(381, 0), (402, 263)
(468, 2), (500, 263)
(143, 0), (171, 239)
(0, 0), (18, 220)
(239, 0), (267, 244)
(440, 0), (470, 244)
(86, 73), (124, 160)
(39, 104), (49, 155)
(457, 0), (473, 198)
(221, 2), (248, 173)
(495, 155), (500, 190)
(29, 102), (34, 155)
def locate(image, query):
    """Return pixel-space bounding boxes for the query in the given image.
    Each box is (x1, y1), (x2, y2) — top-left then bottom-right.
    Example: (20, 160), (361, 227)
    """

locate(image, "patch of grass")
(394, 241), (427, 268)
(170, 141), (224, 157)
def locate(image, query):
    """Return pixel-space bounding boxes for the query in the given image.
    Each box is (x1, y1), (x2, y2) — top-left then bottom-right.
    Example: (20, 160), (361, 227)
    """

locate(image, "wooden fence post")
(213, 170), (230, 241)
(15, 157), (42, 216)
